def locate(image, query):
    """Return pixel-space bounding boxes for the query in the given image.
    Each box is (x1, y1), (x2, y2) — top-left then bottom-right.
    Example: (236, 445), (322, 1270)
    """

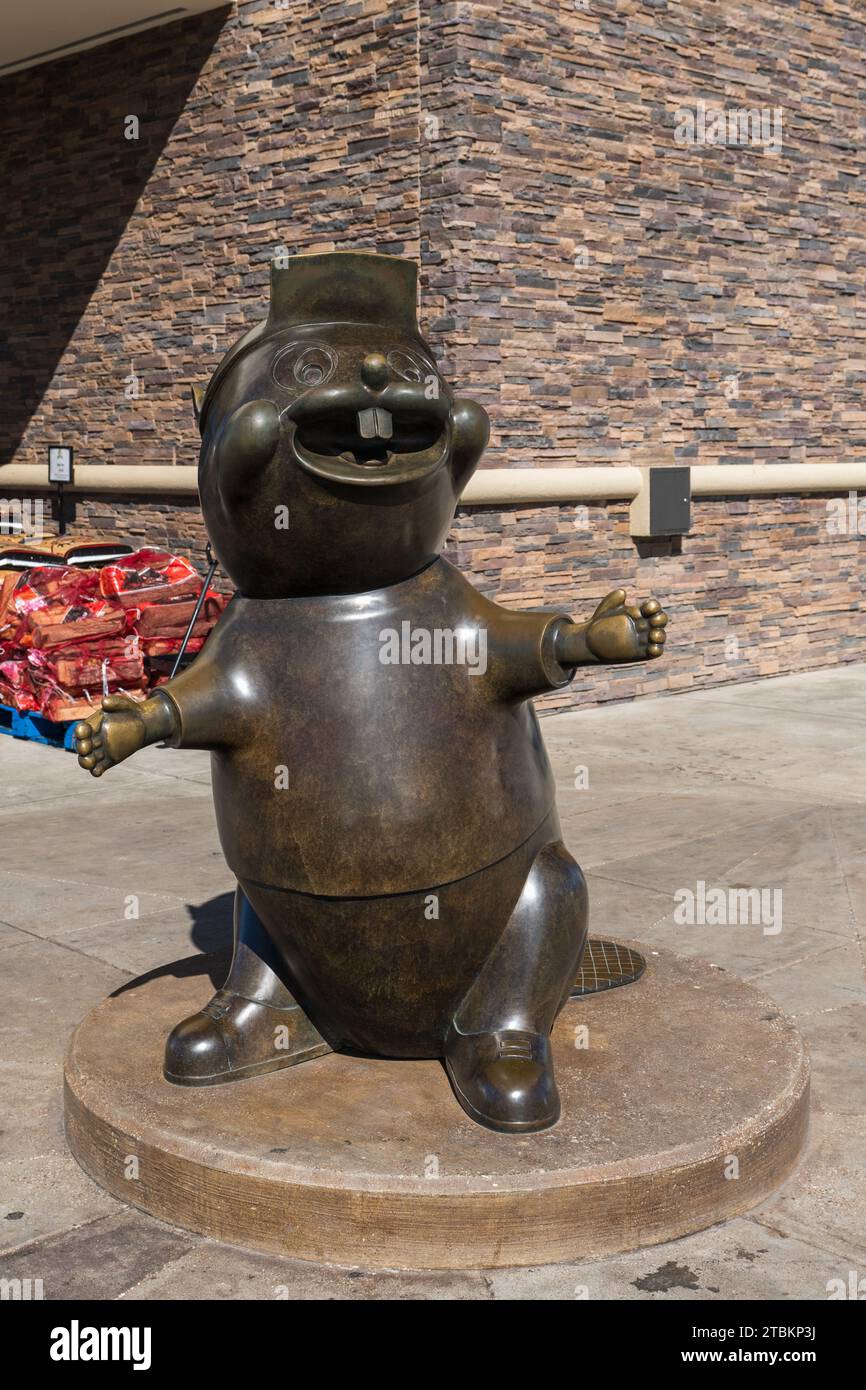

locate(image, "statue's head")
(194, 252), (489, 597)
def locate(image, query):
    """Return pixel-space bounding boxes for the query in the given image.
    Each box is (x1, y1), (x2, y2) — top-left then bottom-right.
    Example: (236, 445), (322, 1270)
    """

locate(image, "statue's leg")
(445, 840), (587, 1133)
(163, 885), (331, 1086)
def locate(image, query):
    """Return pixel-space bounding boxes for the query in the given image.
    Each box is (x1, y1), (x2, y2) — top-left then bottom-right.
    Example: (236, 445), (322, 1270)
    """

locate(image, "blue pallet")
(0, 701), (78, 751)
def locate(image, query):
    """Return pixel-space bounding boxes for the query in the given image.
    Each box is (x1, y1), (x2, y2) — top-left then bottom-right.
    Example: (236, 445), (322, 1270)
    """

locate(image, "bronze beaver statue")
(74, 252), (669, 1133)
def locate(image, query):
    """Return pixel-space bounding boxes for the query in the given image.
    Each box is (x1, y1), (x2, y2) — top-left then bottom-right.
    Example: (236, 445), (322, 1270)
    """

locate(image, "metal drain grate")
(570, 939), (646, 996)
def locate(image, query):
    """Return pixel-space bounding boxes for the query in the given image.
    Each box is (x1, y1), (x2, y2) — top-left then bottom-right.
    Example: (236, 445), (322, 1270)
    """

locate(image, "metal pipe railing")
(3, 461), (866, 503)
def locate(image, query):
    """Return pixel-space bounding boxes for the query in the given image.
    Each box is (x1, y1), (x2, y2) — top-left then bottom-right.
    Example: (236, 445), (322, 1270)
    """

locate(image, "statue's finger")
(593, 589), (626, 618)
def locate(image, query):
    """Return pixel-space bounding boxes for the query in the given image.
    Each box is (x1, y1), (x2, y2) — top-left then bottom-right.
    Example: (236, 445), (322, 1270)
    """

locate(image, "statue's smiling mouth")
(290, 407), (449, 486)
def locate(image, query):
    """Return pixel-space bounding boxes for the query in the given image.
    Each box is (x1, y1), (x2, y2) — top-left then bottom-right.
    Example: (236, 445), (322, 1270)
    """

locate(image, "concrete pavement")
(1, 664), (864, 1299)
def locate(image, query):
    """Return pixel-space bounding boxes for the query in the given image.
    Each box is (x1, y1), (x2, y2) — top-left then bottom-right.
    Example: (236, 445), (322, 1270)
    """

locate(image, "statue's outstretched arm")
(486, 588), (669, 701)
(74, 636), (243, 777)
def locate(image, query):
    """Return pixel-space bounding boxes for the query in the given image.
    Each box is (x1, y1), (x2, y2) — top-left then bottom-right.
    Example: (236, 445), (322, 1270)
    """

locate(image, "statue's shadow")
(110, 892), (234, 997)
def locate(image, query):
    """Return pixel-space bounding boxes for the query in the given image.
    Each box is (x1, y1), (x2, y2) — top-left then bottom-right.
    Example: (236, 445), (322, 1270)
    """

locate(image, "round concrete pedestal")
(64, 942), (809, 1270)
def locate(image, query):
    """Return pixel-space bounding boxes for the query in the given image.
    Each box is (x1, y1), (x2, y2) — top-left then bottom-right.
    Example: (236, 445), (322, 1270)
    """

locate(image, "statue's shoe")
(163, 988), (331, 1086)
(444, 1026), (560, 1133)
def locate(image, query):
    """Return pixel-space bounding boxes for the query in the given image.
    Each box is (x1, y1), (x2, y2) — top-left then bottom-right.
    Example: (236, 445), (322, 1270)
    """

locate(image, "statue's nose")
(360, 353), (389, 390)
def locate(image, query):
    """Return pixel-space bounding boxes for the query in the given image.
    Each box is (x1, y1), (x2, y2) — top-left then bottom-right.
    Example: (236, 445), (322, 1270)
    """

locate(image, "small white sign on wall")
(48, 445), (73, 484)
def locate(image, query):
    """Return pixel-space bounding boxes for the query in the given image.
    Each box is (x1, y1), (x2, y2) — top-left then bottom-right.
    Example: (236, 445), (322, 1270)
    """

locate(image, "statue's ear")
(450, 397), (490, 493)
(214, 399), (281, 507)
(190, 384), (206, 427)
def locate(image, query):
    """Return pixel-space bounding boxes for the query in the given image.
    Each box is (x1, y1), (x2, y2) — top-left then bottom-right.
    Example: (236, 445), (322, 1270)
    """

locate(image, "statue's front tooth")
(374, 407), (393, 439)
(356, 407), (393, 440)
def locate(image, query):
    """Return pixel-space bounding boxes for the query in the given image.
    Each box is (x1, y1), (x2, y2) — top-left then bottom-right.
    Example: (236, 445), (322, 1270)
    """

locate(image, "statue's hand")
(584, 589), (669, 663)
(74, 694), (148, 777)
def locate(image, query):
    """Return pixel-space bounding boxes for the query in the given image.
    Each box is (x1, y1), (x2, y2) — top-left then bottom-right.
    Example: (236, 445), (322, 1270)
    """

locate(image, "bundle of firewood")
(0, 549), (227, 721)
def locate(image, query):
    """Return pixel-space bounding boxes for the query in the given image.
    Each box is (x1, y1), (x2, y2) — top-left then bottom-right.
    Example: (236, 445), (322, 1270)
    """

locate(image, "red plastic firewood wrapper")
(144, 635), (207, 663)
(30, 602), (130, 650)
(34, 682), (147, 724)
(0, 658), (39, 712)
(0, 573), (18, 630)
(28, 636), (145, 693)
(100, 549), (201, 609)
(134, 592), (224, 636)
(141, 632), (212, 656)
(7, 566), (101, 613)
(141, 613), (219, 646)
(41, 692), (103, 723)
(0, 549), (229, 719)
(0, 566), (116, 650)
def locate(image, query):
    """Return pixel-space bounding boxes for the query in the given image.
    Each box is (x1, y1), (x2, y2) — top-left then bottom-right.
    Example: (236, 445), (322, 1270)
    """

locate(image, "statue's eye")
(387, 349), (433, 383)
(272, 343), (336, 391)
(294, 346), (335, 386)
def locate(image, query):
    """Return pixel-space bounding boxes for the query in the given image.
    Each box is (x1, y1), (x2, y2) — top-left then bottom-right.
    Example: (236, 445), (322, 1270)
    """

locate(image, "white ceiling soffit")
(0, 1), (227, 77)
